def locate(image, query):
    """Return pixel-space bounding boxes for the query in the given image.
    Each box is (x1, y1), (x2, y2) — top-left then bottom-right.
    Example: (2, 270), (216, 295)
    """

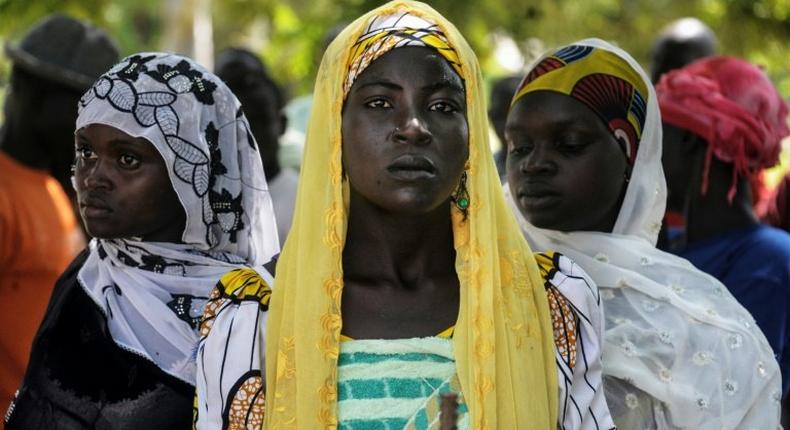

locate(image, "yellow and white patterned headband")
(512, 45), (649, 165)
(343, 11), (462, 98)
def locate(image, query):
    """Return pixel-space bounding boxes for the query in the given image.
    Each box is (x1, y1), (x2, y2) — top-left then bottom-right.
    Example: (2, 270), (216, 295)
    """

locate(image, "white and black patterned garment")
(536, 252), (616, 430)
(72, 53), (279, 385)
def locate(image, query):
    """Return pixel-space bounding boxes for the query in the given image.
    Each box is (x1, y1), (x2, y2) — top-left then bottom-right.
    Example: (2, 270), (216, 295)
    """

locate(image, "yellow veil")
(265, 1), (558, 428)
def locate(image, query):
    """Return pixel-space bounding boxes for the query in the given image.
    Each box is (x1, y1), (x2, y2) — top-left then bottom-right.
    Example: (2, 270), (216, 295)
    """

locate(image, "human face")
(505, 91), (628, 232)
(342, 47), (468, 215)
(74, 124), (186, 241)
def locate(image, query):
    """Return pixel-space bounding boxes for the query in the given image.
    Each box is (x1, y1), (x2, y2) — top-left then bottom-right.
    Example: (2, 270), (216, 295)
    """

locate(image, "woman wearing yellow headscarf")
(195, 2), (615, 429)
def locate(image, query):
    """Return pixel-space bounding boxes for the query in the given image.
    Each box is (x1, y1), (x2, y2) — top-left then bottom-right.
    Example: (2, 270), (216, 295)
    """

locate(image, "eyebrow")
(355, 77), (464, 95)
(355, 79), (402, 92)
(74, 133), (146, 149)
(108, 138), (142, 147)
(422, 79), (464, 95)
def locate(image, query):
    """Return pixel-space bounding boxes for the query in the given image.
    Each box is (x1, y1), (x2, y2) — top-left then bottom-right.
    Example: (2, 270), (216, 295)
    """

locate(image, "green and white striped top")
(337, 336), (469, 430)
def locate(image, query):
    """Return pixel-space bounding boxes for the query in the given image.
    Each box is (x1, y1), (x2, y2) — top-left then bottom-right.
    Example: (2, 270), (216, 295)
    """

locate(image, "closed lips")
(519, 185), (558, 199)
(80, 195), (112, 211)
(388, 155), (436, 173)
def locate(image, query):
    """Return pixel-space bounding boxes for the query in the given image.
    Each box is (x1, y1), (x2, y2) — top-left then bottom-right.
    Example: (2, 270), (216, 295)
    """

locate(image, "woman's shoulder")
(195, 267), (271, 429)
(534, 252), (616, 429)
(199, 267), (273, 338)
(533, 251), (599, 300)
(50, 248), (91, 298)
(35, 249), (92, 329)
(215, 267), (273, 303)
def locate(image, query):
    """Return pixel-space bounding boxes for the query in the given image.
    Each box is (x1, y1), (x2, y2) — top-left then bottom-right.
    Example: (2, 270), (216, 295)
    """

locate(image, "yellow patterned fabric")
(198, 268), (272, 339)
(343, 11), (462, 98)
(194, 267), (272, 429)
(512, 45), (650, 164)
(534, 252), (578, 370)
(264, 1), (557, 429)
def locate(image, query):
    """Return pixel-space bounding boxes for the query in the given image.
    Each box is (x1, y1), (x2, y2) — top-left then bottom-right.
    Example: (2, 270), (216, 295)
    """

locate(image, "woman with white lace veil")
(5, 53), (278, 429)
(504, 39), (781, 429)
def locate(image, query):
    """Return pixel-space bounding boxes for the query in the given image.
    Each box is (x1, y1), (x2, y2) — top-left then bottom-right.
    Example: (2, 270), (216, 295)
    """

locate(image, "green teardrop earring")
(452, 170), (470, 214)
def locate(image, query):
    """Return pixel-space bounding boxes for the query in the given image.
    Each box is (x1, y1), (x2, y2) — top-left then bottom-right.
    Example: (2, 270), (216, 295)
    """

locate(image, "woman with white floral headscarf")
(5, 53), (278, 429)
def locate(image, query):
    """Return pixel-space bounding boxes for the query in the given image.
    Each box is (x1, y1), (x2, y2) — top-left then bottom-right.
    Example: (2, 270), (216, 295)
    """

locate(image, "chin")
(85, 232), (119, 240)
(367, 186), (434, 211)
(524, 213), (566, 232)
(83, 225), (122, 240)
(377, 196), (446, 216)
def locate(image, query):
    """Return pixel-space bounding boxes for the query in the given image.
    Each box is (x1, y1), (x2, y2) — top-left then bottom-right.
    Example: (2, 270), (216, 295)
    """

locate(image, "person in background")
(0, 14), (118, 408)
(650, 17), (717, 83)
(764, 172), (790, 231)
(505, 39), (781, 428)
(215, 48), (297, 247)
(279, 22), (347, 170)
(5, 53), (279, 429)
(657, 56), (790, 399)
(488, 75), (521, 181)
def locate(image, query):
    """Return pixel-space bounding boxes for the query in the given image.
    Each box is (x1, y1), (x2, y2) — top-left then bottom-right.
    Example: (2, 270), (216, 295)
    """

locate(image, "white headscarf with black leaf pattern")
(75, 52), (279, 385)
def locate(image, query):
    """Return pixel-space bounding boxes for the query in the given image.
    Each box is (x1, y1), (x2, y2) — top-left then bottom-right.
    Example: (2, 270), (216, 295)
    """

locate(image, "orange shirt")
(0, 152), (83, 408)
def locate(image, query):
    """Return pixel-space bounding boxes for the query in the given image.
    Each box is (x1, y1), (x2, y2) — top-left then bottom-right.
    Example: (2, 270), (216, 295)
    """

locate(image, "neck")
(686, 190), (758, 243)
(685, 161), (759, 243)
(343, 193), (456, 290)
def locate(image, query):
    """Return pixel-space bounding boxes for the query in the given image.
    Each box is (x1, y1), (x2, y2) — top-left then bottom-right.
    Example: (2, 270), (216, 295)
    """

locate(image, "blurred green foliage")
(0, 0), (789, 99)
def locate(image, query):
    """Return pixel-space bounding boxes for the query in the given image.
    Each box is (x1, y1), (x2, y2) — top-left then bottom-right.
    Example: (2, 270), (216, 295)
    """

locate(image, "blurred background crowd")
(0, 0), (789, 427)
(0, 0), (789, 178)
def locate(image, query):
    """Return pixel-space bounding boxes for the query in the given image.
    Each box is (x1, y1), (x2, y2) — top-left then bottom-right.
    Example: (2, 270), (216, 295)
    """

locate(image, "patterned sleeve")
(194, 268), (272, 430)
(534, 251), (617, 430)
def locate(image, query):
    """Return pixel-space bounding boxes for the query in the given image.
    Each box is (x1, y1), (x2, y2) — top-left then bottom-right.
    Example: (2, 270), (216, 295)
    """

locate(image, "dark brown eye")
(429, 101), (457, 113)
(119, 154), (141, 169)
(508, 137), (533, 156)
(76, 146), (97, 160)
(555, 134), (591, 155)
(365, 98), (392, 109)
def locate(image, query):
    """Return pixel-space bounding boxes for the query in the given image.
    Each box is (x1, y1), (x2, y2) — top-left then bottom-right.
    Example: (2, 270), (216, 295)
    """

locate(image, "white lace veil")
(505, 39), (781, 429)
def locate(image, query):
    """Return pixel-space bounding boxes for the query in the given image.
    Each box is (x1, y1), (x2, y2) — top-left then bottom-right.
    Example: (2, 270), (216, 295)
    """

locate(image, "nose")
(393, 116), (432, 146)
(521, 144), (556, 176)
(79, 159), (113, 191)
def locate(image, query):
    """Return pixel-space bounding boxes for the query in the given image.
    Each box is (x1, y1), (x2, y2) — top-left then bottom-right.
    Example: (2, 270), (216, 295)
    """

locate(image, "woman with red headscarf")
(657, 56), (790, 399)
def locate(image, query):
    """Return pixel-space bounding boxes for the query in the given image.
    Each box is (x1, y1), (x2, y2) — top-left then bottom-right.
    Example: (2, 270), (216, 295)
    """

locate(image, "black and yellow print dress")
(194, 268), (271, 429)
(535, 252), (615, 430)
(194, 252), (614, 430)
(194, 251), (613, 430)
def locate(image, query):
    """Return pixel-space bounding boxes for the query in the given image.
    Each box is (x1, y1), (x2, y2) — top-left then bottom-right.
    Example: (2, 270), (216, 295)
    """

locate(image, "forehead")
(77, 123), (158, 148)
(507, 91), (607, 133)
(351, 47), (464, 92)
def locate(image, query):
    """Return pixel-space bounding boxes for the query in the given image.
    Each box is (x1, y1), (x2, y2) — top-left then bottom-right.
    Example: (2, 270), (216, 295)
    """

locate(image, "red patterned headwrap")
(656, 56), (790, 201)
